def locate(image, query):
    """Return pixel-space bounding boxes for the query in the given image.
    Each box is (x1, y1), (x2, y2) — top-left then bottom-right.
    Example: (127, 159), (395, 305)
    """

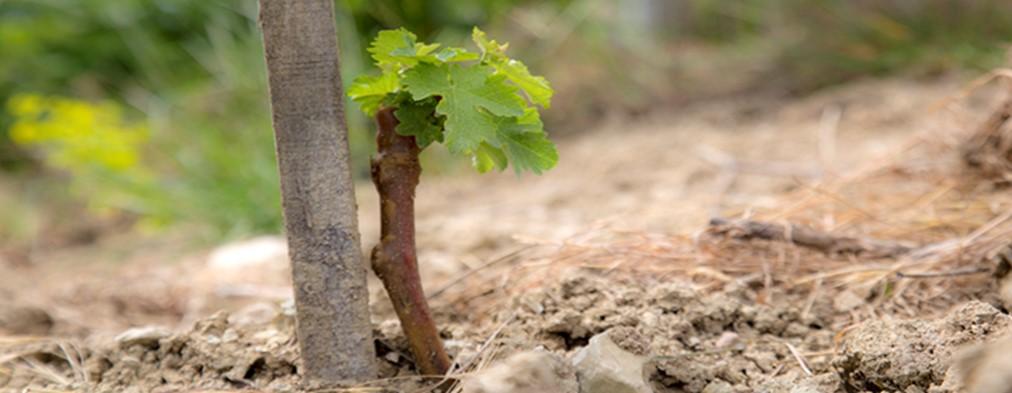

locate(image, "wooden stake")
(258, 0), (376, 382)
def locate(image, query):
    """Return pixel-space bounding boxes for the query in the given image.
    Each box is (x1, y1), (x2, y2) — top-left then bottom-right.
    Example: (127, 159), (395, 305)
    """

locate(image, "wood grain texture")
(258, 0), (376, 382)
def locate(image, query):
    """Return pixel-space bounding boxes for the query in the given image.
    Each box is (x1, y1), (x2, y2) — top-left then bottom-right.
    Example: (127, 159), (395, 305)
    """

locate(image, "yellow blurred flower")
(6, 93), (149, 174)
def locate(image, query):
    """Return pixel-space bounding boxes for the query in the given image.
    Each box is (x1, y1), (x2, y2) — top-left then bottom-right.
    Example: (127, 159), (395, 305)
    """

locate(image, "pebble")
(462, 350), (578, 393)
(572, 332), (652, 393)
(115, 326), (171, 348)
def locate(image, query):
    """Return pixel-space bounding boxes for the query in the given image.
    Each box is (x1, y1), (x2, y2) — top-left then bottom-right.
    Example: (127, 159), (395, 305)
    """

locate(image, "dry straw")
(435, 70), (1012, 328)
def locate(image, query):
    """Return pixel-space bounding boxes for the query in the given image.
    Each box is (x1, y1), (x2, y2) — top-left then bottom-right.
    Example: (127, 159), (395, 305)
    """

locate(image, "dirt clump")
(490, 275), (1012, 393)
(962, 96), (1012, 184)
(3, 304), (449, 392)
(6, 273), (1010, 393)
(834, 300), (1011, 392)
(501, 275), (838, 392)
(92, 311), (300, 392)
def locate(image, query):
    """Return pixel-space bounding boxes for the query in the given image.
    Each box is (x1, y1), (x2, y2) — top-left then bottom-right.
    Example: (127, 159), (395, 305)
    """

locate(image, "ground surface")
(2, 75), (1012, 392)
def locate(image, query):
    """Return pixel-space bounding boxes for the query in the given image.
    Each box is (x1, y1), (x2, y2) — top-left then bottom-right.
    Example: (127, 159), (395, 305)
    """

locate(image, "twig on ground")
(896, 266), (991, 279)
(708, 217), (915, 258)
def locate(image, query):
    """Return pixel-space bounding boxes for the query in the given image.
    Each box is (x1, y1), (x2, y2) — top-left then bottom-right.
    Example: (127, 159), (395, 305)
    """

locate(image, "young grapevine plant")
(350, 27), (557, 174)
(348, 28), (557, 378)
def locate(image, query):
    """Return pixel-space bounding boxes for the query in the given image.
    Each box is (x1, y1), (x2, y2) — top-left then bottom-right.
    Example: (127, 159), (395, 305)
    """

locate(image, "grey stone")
(115, 326), (171, 348)
(462, 350), (578, 393)
(572, 332), (651, 393)
(0, 305), (53, 335)
(702, 379), (735, 393)
(951, 333), (1012, 393)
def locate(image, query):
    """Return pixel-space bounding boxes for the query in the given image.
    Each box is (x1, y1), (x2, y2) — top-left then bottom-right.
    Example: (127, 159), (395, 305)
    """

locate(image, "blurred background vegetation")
(1, 0), (1011, 247)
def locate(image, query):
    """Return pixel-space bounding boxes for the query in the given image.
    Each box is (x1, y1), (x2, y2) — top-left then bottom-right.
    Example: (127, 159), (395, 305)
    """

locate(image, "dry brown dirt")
(3, 75), (1012, 392)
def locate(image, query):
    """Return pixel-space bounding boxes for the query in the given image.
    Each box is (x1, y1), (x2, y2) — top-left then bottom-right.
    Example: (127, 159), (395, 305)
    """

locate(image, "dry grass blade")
(785, 342), (813, 376)
(896, 267), (991, 279)
(56, 342), (87, 384)
(429, 246), (540, 300)
(454, 313), (517, 375)
(20, 358), (70, 387)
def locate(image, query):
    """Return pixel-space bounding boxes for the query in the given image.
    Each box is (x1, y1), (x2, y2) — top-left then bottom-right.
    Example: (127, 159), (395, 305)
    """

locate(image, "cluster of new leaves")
(349, 28), (557, 174)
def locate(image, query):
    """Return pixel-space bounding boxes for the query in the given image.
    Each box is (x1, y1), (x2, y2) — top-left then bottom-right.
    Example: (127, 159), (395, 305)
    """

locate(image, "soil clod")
(835, 300), (1011, 392)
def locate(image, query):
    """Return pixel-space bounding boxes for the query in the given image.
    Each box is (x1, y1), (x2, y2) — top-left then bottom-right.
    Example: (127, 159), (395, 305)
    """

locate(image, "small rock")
(444, 339), (475, 359)
(115, 326), (171, 348)
(84, 356), (112, 382)
(229, 302), (280, 327)
(461, 350), (578, 393)
(996, 253), (1012, 310)
(521, 297), (545, 314)
(702, 379), (735, 393)
(833, 290), (865, 313)
(640, 311), (658, 328)
(572, 332), (651, 393)
(756, 369), (841, 393)
(650, 283), (698, 312)
(195, 311), (230, 337)
(0, 305), (54, 335)
(222, 328), (240, 342)
(207, 236), (288, 269)
(952, 333), (1012, 393)
(715, 331), (739, 348)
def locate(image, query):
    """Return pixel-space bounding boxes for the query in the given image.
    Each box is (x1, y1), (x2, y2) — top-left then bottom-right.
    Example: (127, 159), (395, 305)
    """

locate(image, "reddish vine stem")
(370, 107), (452, 376)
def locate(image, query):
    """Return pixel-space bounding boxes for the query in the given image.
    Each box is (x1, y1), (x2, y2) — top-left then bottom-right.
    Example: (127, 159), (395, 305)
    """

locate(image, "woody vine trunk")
(370, 107), (452, 376)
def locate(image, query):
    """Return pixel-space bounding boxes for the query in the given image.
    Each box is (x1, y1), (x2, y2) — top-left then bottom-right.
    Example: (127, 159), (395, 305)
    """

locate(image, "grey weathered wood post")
(258, 0), (377, 382)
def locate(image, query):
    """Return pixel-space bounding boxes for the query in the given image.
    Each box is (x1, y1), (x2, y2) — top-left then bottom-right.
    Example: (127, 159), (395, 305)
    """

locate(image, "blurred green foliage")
(340, 0), (568, 40)
(0, 0), (1010, 241)
(655, 0), (1012, 91)
(0, 0), (559, 240)
(0, 0), (281, 239)
(773, 0), (1012, 91)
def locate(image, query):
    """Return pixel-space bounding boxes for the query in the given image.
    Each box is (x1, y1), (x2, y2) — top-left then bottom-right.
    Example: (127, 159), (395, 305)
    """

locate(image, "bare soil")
(3, 75), (1012, 392)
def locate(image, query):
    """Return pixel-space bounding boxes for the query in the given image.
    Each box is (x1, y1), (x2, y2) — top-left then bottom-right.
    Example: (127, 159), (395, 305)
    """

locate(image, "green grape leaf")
(491, 109), (558, 174)
(353, 27), (557, 176)
(403, 63), (526, 153)
(493, 59), (552, 108)
(473, 142), (508, 173)
(472, 27), (508, 58)
(430, 47), (480, 63)
(472, 28), (553, 108)
(348, 72), (399, 116)
(394, 99), (443, 148)
(369, 28), (440, 68)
